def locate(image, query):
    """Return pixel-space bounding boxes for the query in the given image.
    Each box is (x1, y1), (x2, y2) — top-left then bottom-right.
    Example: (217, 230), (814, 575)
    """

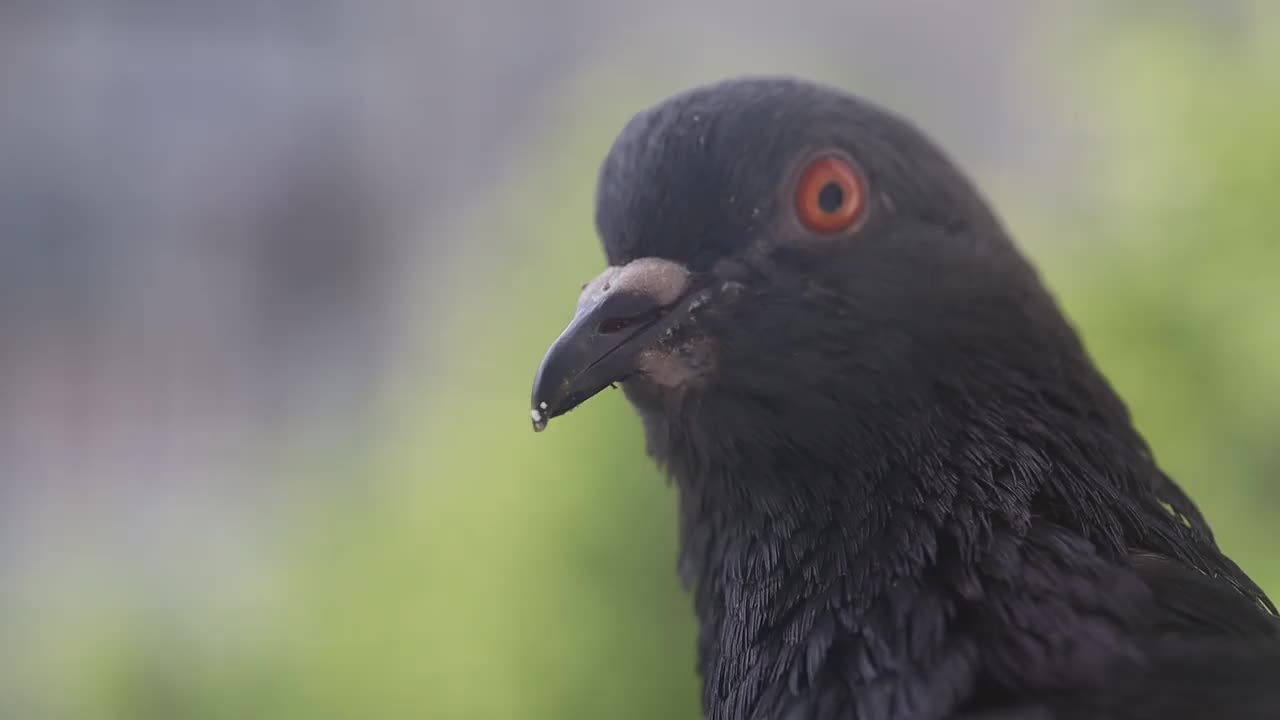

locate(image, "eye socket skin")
(793, 154), (866, 234)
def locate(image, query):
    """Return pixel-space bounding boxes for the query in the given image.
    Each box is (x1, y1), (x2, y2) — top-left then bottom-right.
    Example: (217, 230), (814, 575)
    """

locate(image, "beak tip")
(530, 403), (550, 433)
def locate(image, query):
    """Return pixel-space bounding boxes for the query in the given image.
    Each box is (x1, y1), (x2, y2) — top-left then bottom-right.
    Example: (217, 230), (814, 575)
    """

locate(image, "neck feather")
(636, 364), (1254, 718)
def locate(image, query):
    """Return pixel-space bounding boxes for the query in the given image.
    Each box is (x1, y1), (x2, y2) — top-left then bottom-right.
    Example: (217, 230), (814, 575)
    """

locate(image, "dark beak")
(530, 258), (692, 431)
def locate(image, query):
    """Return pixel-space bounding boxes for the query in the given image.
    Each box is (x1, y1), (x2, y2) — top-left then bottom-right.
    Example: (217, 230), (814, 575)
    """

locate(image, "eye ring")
(793, 153), (866, 234)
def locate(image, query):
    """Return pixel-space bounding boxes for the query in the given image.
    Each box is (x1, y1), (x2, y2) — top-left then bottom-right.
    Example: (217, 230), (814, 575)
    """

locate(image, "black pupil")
(817, 182), (844, 213)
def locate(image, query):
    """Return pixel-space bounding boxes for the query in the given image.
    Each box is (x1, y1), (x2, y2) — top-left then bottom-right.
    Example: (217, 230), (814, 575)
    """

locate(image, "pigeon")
(529, 77), (1280, 720)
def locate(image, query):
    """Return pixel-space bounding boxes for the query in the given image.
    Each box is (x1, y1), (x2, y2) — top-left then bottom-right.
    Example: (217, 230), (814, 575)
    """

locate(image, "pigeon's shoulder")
(1129, 550), (1280, 639)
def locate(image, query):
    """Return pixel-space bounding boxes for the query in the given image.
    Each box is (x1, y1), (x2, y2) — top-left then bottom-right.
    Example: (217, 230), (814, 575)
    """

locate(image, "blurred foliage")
(1026, 7), (1280, 585)
(5, 8), (1280, 720)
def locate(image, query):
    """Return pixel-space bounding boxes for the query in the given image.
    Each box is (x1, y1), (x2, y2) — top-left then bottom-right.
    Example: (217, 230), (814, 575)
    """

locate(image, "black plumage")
(530, 77), (1280, 720)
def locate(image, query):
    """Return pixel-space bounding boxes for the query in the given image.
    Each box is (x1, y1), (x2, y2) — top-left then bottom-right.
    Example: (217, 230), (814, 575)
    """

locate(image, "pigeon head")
(531, 77), (1122, 460)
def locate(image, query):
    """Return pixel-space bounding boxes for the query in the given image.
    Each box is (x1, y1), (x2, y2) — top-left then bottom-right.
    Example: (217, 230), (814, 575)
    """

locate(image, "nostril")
(597, 316), (635, 334)
(595, 305), (668, 336)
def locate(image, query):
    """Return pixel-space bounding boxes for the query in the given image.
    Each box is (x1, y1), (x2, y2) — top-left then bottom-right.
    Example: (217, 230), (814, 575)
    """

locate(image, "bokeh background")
(2, 1), (1278, 718)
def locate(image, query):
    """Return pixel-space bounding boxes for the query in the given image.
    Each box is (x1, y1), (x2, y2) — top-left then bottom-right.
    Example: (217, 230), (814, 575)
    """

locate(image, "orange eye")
(793, 154), (865, 234)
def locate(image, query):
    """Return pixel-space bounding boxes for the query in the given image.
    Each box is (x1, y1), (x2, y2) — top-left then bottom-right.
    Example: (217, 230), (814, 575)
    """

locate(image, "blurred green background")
(2, 2), (1278, 719)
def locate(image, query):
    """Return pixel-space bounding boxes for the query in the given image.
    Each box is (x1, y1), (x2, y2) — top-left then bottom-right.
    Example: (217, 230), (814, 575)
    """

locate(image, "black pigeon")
(530, 77), (1280, 720)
